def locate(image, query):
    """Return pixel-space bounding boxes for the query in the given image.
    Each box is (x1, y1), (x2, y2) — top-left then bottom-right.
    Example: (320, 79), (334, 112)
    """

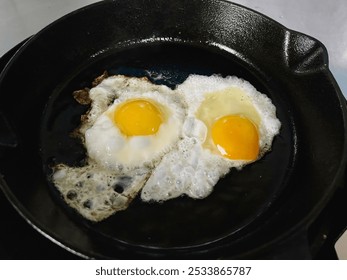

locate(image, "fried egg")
(140, 74), (281, 202)
(52, 75), (186, 221)
(184, 75), (281, 162)
(84, 78), (185, 171)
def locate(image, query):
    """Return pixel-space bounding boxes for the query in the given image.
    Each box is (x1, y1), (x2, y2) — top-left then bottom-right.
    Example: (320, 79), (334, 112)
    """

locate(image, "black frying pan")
(0, 0), (346, 259)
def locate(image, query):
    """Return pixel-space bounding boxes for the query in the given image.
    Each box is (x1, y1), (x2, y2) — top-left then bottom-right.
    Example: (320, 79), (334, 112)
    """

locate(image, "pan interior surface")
(40, 42), (295, 249)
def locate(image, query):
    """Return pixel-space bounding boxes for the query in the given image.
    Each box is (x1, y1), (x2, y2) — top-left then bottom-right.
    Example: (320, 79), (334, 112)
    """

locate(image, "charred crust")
(73, 88), (91, 105)
(72, 71), (109, 105)
(80, 111), (90, 123)
(92, 71), (109, 87)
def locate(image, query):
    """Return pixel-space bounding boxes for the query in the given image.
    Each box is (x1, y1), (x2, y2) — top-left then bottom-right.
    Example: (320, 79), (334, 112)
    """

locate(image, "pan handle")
(284, 30), (328, 74)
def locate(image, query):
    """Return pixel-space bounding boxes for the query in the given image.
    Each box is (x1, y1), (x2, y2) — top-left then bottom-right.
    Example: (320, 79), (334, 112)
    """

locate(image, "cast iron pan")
(0, 0), (346, 259)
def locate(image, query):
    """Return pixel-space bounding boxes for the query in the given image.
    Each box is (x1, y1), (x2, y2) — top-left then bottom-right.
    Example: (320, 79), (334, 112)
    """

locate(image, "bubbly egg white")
(52, 163), (150, 221)
(141, 74), (281, 202)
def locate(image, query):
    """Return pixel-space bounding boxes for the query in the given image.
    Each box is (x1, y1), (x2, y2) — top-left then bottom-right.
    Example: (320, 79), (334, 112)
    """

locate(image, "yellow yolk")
(113, 99), (163, 136)
(211, 115), (259, 160)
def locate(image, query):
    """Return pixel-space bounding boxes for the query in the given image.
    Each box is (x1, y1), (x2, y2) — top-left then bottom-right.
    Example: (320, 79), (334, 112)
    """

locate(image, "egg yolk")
(113, 99), (163, 136)
(211, 115), (259, 160)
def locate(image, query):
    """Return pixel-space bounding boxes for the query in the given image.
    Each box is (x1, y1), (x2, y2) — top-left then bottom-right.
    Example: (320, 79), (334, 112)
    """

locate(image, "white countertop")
(0, 0), (346, 259)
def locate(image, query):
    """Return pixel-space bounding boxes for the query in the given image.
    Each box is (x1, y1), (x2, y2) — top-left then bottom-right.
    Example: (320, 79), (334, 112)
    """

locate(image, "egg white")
(140, 74), (281, 202)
